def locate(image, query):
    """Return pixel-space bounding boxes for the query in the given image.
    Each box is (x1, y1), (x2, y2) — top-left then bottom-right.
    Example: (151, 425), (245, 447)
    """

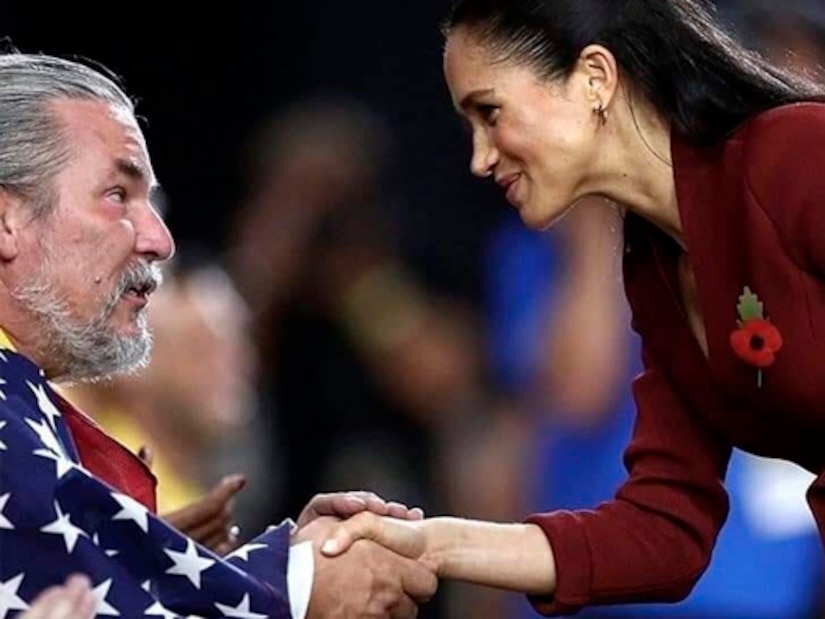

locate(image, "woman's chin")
(519, 198), (582, 231)
(518, 206), (558, 231)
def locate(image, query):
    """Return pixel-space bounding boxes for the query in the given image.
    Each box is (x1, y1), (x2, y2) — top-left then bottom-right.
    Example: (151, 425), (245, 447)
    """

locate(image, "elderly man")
(0, 51), (436, 617)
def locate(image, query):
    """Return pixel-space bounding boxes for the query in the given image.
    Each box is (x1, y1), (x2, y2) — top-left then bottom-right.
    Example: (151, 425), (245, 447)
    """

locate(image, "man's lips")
(121, 280), (158, 301)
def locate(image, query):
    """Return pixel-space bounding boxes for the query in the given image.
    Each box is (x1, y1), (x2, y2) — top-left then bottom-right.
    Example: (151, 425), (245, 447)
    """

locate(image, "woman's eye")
(476, 104), (500, 125)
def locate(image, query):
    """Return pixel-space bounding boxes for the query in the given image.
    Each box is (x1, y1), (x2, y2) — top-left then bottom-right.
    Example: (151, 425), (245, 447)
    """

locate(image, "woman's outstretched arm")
(321, 513), (557, 595)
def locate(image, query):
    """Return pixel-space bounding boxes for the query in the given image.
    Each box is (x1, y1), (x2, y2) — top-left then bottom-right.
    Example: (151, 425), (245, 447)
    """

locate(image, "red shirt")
(52, 389), (158, 513)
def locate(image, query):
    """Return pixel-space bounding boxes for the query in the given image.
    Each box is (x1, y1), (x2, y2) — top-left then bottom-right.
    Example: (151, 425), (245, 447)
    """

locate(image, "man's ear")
(0, 188), (25, 261)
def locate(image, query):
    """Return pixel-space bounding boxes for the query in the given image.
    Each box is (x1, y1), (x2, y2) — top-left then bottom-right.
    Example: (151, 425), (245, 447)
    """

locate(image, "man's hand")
(21, 574), (96, 619)
(294, 516), (437, 618)
(162, 475), (246, 555)
(297, 491), (424, 528)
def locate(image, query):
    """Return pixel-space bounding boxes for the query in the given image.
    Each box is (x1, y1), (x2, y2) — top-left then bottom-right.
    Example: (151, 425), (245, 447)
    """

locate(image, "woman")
(321, 0), (825, 615)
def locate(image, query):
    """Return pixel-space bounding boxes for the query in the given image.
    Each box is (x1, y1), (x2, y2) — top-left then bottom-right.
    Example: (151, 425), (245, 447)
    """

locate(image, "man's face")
(11, 99), (175, 382)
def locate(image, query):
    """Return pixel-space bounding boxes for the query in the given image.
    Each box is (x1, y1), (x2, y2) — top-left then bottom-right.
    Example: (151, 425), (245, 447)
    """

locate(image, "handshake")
(136, 448), (438, 617)
(169, 483), (553, 617)
(18, 491), (437, 619)
(17, 485), (555, 619)
(291, 491), (437, 619)
(161, 479), (441, 618)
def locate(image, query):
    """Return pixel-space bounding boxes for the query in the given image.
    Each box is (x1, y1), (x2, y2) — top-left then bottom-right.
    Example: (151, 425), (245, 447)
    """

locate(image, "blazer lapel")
(672, 133), (761, 397)
(623, 132), (751, 418)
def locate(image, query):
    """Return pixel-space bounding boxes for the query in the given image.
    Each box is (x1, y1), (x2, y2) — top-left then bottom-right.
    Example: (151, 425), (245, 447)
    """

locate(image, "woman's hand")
(319, 512), (434, 570)
(296, 491), (424, 528)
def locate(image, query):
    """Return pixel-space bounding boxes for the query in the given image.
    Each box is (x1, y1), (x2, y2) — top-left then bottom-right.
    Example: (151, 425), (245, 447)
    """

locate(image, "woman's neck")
(590, 90), (684, 249)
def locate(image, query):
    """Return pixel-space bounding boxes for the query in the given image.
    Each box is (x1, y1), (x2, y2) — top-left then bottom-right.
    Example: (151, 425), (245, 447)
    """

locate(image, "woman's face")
(443, 27), (601, 230)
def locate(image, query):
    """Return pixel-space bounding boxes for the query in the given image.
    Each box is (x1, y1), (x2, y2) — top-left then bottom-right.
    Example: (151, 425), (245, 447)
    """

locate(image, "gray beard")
(10, 261), (160, 384)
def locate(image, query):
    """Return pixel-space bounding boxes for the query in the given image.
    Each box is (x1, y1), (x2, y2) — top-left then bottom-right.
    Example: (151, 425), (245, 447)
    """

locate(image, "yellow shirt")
(0, 329), (14, 352)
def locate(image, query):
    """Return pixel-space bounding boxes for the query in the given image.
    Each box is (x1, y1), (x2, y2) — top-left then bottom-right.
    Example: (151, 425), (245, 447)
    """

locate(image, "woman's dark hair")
(443, 0), (825, 146)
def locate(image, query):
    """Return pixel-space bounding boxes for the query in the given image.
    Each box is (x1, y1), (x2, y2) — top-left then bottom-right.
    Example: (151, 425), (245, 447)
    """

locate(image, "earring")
(594, 103), (609, 126)
(601, 105), (610, 125)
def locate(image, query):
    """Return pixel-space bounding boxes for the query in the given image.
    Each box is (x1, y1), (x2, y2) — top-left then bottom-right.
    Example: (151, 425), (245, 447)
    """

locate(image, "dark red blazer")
(527, 103), (825, 615)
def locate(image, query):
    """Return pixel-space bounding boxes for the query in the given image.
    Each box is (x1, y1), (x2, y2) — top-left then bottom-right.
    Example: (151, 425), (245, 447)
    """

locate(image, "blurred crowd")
(56, 1), (825, 617)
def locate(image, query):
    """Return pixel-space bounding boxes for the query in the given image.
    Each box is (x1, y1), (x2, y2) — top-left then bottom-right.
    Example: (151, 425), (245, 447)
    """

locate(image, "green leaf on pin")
(736, 287), (764, 323)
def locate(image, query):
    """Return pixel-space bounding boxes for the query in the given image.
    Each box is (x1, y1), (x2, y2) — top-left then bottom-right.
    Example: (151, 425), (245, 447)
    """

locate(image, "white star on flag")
(92, 533), (119, 557)
(144, 599), (178, 619)
(41, 501), (87, 553)
(226, 543), (267, 562)
(27, 381), (62, 431)
(33, 448), (77, 479)
(165, 538), (215, 589)
(91, 579), (120, 616)
(111, 492), (150, 533)
(0, 420), (6, 451)
(0, 378), (6, 401)
(25, 417), (65, 457)
(215, 593), (268, 619)
(0, 573), (28, 618)
(0, 494), (13, 530)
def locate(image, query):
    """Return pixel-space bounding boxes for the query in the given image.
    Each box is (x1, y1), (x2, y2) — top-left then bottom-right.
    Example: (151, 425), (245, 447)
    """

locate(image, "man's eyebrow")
(457, 88), (495, 112)
(111, 158), (158, 191)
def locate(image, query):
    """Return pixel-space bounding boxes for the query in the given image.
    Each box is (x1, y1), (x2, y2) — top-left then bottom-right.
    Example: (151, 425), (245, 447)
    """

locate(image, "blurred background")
(3, 0), (825, 617)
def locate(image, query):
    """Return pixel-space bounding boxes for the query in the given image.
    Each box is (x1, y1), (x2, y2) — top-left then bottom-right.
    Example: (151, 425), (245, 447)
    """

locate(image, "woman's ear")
(0, 188), (24, 261)
(578, 44), (620, 112)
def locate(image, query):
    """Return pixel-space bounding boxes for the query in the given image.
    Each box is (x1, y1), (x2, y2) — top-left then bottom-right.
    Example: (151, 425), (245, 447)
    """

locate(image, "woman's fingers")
(321, 512), (426, 559)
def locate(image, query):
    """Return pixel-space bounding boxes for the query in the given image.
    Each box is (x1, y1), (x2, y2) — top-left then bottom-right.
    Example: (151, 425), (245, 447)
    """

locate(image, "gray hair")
(0, 53), (135, 217)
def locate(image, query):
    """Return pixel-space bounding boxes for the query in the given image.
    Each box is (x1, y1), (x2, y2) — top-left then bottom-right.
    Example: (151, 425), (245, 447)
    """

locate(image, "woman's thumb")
(320, 512), (381, 556)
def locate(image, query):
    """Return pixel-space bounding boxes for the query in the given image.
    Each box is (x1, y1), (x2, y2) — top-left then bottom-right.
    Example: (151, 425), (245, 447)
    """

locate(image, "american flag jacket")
(0, 346), (293, 618)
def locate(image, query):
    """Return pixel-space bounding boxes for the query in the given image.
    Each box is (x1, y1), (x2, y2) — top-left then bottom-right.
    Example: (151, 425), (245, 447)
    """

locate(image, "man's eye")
(107, 187), (127, 203)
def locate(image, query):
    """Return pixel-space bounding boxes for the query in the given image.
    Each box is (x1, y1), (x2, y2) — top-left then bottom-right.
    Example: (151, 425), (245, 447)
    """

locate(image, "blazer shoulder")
(740, 102), (825, 161)
(738, 103), (825, 273)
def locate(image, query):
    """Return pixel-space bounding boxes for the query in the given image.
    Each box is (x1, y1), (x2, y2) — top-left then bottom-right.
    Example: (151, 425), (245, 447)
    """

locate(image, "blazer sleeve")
(742, 104), (825, 275)
(525, 346), (732, 615)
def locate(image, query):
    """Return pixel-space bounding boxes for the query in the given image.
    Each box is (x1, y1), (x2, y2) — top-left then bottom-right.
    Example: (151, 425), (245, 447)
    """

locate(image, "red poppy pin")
(729, 287), (782, 388)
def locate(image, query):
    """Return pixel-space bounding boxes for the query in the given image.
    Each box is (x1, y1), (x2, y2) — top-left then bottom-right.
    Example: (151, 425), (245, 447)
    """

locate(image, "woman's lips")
(496, 173), (521, 205)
